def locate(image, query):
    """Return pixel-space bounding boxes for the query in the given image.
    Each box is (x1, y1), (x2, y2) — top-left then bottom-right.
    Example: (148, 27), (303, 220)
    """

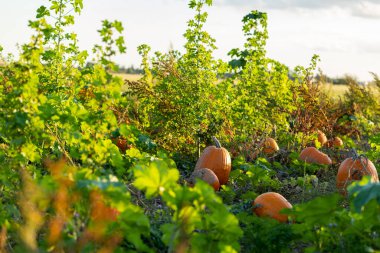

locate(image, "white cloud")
(356, 41), (380, 53)
(352, 1), (380, 18)
(215, 0), (380, 18)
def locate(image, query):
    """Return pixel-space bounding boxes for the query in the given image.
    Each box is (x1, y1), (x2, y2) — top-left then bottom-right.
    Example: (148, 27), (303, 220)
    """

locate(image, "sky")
(1, 0), (380, 81)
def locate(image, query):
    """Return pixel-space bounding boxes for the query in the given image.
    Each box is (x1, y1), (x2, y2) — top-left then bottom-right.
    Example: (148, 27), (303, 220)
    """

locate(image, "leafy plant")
(133, 151), (242, 253)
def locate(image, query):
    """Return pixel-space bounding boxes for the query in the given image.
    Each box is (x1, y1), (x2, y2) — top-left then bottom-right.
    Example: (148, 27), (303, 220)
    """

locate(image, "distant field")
(321, 83), (379, 98)
(113, 73), (142, 81)
(320, 83), (349, 98)
(115, 73), (380, 99)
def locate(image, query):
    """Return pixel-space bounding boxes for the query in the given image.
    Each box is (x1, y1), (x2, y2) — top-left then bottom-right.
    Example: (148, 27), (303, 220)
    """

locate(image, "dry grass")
(320, 83), (349, 99)
(113, 73), (142, 81)
(320, 83), (379, 99)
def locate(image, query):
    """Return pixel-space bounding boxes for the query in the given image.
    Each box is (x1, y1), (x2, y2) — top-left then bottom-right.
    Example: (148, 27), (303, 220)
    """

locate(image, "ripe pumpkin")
(189, 168), (220, 191)
(252, 192), (292, 223)
(336, 156), (379, 195)
(299, 147), (332, 165)
(317, 130), (328, 146)
(195, 136), (231, 185)
(261, 137), (279, 155)
(332, 137), (343, 148)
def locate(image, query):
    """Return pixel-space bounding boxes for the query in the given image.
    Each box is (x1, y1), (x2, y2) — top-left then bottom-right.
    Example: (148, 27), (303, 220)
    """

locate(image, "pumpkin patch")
(1, 0), (380, 251)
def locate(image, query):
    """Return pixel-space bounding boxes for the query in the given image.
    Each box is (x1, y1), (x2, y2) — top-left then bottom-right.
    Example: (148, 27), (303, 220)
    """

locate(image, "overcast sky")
(1, 0), (380, 81)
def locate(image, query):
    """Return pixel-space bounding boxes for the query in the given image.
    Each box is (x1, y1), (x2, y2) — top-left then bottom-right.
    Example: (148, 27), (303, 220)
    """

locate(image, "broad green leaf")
(36, 6), (50, 18)
(21, 143), (41, 162)
(134, 159), (179, 198)
(348, 176), (380, 213)
(125, 148), (142, 159)
(291, 194), (342, 225)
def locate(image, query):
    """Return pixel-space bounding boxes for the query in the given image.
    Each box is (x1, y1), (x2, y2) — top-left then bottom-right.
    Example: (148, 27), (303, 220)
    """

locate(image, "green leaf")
(21, 143), (41, 162)
(133, 159), (179, 198)
(109, 145), (124, 169)
(119, 206), (152, 252)
(15, 112), (28, 127)
(36, 6), (50, 18)
(73, 0), (84, 13)
(41, 50), (56, 61)
(205, 0), (213, 6)
(291, 194), (342, 225)
(64, 15), (75, 25)
(348, 176), (380, 213)
(125, 148), (142, 159)
(50, 1), (61, 14)
(119, 124), (137, 144)
(188, 0), (197, 8)
(116, 36), (126, 53)
(113, 20), (124, 33)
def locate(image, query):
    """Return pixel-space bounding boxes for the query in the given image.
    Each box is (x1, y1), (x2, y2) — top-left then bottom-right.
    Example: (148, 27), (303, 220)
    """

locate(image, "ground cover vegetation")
(0, 0), (379, 252)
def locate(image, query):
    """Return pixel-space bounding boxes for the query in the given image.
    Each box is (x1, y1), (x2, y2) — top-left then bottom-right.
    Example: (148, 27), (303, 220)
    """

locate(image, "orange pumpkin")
(317, 130), (328, 146)
(299, 147), (332, 165)
(189, 168), (220, 191)
(332, 137), (343, 148)
(195, 136), (231, 185)
(252, 192), (292, 222)
(336, 156), (379, 195)
(261, 137), (279, 155)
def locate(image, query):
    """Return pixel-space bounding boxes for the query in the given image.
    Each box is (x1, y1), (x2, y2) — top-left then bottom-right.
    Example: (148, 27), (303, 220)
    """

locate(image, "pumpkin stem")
(358, 154), (370, 175)
(212, 136), (222, 148)
(349, 150), (371, 177)
(351, 148), (359, 159)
